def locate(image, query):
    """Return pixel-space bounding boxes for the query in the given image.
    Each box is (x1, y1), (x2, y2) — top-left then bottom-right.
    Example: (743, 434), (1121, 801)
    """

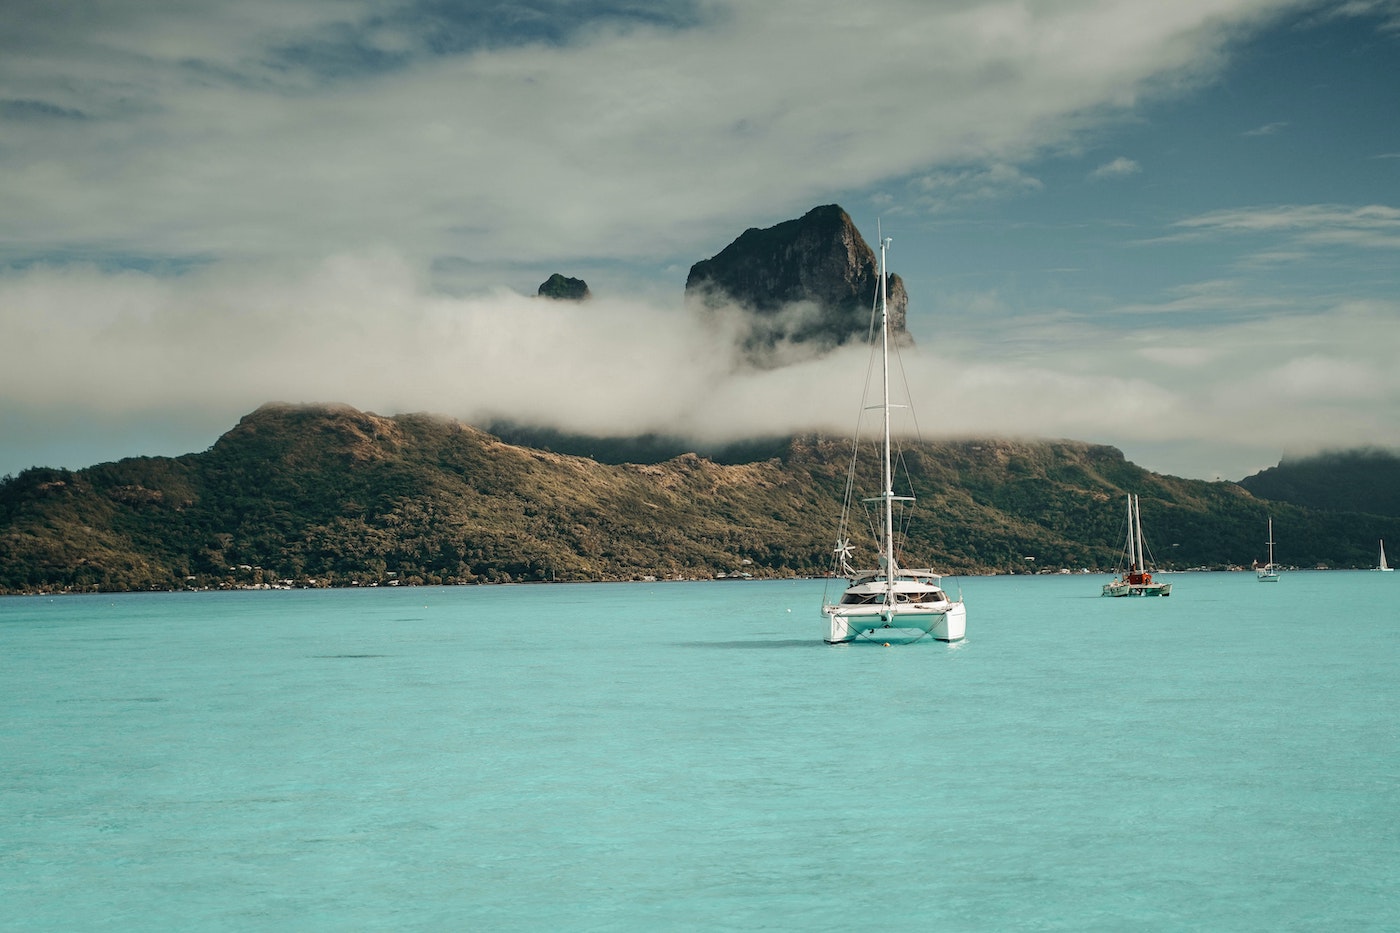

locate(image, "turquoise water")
(3, 572), (1397, 931)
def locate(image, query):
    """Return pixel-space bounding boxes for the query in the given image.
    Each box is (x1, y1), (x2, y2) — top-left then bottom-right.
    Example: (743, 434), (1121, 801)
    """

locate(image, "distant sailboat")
(1256, 518), (1280, 582)
(1378, 539), (1393, 572)
(1101, 494), (1173, 597)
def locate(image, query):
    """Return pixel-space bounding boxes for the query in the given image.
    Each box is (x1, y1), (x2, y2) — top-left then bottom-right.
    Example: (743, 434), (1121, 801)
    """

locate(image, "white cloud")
(1135, 345), (1223, 367)
(0, 0), (1307, 276)
(1326, 0), (1400, 32)
(4, 257), (1397, 483)
(1089, 156), (1142, 180)
(0, 255), (729, 431)
(1172, 204), (1400, 249)
(913, 163), (1045, 208)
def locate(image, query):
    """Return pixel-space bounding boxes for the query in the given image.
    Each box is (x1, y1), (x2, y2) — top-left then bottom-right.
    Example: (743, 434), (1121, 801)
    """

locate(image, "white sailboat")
(1256, 518), (1280, 582)
(821, 233), (966, 645)
(1101, 494), (1173, 597)
(1378, 539), (1393, 572)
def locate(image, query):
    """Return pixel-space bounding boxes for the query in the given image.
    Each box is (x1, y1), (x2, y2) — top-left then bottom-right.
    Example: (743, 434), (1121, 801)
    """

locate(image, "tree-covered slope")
(1239, 449), (1400, 517)
(4, 403), (1399, 593)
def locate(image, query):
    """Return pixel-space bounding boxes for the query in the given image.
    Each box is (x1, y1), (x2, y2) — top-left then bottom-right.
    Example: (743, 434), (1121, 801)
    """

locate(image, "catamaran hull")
(1101, 582), (1172, 597)
(823, 602), (967, 644)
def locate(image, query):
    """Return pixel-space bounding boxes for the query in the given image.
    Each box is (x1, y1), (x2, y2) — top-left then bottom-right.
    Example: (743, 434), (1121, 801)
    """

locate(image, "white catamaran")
(1256, 517), (1280, 582)
(1378, 539), (1393, 572)
(821, 233), (966, 645)
(1101, 494), (1173, 597)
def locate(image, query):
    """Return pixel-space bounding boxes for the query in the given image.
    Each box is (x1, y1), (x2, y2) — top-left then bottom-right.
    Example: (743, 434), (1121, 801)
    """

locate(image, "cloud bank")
(0, 0), (1297, 273)
(3, 250), (1397, 482)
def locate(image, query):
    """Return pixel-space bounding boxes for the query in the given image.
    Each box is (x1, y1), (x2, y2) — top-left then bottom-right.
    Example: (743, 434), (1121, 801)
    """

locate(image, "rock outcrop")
(684, 204), (910, 363)
(538, 274), (591, 301)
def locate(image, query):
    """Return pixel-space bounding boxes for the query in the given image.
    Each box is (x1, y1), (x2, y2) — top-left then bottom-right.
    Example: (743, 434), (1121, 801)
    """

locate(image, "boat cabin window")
(840, 592), (882, 605)
(840, 589), (946, 605)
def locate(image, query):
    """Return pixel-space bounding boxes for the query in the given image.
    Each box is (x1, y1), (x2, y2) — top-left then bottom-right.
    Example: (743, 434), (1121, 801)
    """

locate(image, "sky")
(2, 0), (1398, 482)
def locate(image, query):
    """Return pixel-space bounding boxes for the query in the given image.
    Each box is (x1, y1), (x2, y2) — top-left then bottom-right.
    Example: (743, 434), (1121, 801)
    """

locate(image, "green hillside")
(1239, 448), (1400, 517)
(3, 403), (1398, 594)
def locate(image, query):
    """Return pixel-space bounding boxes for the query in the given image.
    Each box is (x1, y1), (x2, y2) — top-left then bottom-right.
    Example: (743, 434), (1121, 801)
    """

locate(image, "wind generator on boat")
(820, 231), (967, 644)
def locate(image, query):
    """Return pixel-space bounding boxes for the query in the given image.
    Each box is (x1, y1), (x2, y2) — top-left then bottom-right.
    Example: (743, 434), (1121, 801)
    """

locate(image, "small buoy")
(883, 642), (891, 647)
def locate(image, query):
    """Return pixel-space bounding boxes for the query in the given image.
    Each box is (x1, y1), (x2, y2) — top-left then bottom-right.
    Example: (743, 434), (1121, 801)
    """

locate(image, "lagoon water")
(3, 572), (1398, 931)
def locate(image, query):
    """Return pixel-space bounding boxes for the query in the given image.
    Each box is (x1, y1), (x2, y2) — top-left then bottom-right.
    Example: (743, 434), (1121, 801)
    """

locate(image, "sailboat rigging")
(1256, 517), (1280, 582)
(820, 231), (966, 644)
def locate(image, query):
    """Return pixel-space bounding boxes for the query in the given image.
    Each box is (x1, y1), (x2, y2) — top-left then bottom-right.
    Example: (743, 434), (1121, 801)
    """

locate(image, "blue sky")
(2, 0), (1397, 481)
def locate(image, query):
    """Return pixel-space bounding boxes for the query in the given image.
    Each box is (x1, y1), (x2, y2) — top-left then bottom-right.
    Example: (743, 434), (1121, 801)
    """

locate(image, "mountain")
(684, 204), (909, 363)
(538, 273), (590, 301)
(0, 403), (836, 593)
(1238, 448), (1400, 517)
(5, 403), (1399, 594)
(484, 420), (792, 466)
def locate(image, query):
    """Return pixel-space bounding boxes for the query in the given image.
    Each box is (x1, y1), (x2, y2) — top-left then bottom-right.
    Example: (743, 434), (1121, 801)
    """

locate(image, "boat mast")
(879, 233), (896, 588)
(1133, 495), (1144, 572)
(1125, 495), (1136, 572)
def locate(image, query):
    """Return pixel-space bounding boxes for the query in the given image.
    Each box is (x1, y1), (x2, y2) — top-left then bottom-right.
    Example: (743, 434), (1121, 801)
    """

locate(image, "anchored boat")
(1256, 518), (1280, 582)
(1102, 494), (1173, 597)
(820, 232), (966, 644)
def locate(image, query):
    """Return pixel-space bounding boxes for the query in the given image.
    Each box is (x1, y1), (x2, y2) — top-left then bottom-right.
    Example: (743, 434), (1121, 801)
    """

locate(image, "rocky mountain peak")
(684, 204), (910, 364)
(538, 273), (591, 301)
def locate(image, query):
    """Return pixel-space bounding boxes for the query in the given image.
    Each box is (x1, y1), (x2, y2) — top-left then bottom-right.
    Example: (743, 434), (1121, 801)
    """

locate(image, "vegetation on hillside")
(3, 403), (1399, 594)
(1239, 448), (1400, 517)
